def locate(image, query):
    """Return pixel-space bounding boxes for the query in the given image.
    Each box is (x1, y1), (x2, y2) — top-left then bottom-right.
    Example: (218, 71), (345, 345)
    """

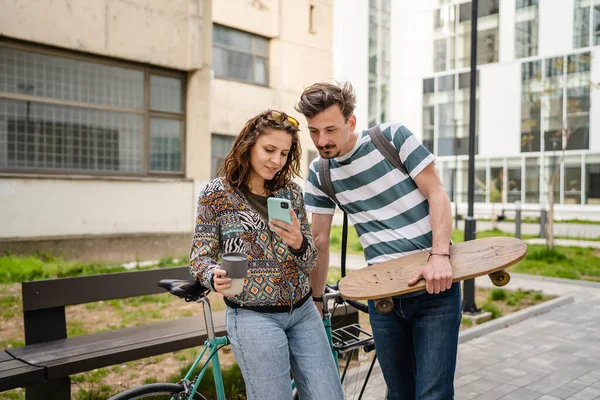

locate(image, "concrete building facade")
(334, 0), (600, 221)
(0, 0), (333, 261)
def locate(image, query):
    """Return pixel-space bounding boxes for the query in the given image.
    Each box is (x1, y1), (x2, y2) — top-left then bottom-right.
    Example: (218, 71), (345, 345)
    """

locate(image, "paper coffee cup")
(220, 252), (248, 295)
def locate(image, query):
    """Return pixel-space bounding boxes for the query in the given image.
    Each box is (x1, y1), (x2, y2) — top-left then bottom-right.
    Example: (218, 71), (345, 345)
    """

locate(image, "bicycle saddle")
(158, 279), (209, 301)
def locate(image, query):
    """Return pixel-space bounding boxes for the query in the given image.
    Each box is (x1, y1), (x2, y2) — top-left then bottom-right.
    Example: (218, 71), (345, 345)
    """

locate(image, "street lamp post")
(463, 0), (479, 314)
(453, 119), (460, 229)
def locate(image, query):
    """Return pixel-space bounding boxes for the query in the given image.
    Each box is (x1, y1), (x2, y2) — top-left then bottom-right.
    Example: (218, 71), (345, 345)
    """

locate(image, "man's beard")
(318, 147), (340, 159)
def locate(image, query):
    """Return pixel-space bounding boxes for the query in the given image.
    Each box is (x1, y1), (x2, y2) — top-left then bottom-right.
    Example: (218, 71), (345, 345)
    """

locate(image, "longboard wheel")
(374, 298), (394, 314)
(488, 270), (511, 287)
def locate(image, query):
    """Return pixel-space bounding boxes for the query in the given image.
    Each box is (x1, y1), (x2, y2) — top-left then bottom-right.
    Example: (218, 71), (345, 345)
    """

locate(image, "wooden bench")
(1, 267), (358, 399)
(1, 266), (227, 399)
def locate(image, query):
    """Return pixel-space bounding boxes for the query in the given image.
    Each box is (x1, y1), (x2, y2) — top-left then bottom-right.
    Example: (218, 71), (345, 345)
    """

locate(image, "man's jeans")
(226, 300), (344, 400)
(368, 283), (462, 400)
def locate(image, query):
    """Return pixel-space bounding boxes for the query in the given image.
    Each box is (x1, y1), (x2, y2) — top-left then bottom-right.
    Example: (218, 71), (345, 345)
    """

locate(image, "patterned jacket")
(190, 177), (318, 312)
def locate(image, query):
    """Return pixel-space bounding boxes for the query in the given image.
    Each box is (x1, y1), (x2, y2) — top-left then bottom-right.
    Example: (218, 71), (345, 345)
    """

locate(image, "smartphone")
(267, 197), (293, 231)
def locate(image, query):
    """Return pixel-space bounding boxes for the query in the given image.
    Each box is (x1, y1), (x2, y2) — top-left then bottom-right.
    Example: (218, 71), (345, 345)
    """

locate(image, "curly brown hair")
(218, 110), (302, 192)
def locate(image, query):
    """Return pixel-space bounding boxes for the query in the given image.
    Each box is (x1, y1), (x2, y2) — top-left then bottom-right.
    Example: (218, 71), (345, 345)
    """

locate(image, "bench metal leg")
(26, 377), (70, 400)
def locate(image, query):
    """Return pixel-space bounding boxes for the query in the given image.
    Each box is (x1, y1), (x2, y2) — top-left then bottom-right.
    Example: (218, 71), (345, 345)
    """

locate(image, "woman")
(190, 110), (343, 400)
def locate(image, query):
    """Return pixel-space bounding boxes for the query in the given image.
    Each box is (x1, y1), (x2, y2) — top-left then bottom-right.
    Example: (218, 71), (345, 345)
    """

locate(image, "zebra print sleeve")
(189, 186), (221, 290)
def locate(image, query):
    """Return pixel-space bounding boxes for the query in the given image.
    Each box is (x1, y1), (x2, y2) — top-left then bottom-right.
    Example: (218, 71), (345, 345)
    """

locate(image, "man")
(296, 81), (460, 399)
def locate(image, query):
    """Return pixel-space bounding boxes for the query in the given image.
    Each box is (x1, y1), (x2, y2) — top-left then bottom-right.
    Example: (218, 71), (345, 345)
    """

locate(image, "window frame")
(0, 39), (187, 178)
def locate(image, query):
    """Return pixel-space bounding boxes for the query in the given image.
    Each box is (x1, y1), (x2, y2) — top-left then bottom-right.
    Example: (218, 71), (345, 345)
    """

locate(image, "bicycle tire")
(108, 383), (207, 400)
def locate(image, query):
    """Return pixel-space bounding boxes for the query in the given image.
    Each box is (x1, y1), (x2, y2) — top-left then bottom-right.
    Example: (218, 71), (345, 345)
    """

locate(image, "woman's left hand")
(269, 209), (303, 250)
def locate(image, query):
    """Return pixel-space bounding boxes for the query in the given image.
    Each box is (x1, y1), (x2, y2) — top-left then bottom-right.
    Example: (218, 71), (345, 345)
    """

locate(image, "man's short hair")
(295, 81), (356, 121)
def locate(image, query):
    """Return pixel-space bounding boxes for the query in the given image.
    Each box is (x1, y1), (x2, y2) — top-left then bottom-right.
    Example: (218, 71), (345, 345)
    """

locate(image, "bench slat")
(0, 351), (14, 363)
(0, 358), (45, 392)
(9, 312), (226, 379)
(22, 266), (191, 312)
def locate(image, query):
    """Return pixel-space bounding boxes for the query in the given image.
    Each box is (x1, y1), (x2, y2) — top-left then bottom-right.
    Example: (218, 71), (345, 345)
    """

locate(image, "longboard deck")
(339, 237), (527, 300)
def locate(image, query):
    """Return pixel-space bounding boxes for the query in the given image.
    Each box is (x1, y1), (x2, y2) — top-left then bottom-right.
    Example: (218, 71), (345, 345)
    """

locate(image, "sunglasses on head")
(268, 110), (299, 129)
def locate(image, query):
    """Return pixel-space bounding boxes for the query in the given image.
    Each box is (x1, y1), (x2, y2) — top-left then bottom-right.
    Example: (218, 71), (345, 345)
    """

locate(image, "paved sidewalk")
(332, 252), (600, 399)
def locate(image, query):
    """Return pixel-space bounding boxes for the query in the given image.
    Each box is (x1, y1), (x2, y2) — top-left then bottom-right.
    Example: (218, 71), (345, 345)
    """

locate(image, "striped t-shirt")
(304, 122), (436, 265)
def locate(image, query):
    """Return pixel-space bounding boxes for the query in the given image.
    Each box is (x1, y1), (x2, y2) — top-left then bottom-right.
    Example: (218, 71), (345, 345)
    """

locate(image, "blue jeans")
(226, 300), (344, 400)
(368, 283), (461, 400)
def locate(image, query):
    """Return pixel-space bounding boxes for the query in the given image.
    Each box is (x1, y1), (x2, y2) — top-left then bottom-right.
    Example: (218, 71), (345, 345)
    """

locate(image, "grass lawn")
(0, 253), (187, 284)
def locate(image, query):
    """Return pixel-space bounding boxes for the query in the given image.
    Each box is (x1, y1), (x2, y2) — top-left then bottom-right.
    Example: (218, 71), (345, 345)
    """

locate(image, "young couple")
(190, 81), (460, 400)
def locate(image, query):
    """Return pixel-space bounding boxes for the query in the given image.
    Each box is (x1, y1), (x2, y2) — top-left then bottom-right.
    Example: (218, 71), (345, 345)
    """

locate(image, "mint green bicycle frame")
(173, 296), (228, 400)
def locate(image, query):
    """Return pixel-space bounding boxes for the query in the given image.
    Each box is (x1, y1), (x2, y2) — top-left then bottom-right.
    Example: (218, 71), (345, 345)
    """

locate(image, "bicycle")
(108, 278), (380, 400)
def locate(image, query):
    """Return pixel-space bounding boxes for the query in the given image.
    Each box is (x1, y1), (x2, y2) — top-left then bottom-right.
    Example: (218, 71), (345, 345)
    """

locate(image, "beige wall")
(0, 0), (207, 70)
(0, 178), (195, 239)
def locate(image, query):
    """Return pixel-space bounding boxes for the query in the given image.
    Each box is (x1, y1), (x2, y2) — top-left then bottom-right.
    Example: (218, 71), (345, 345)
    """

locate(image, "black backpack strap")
(317, 157), (348, 277)
(368, 125), (407, 174)
(318, 157), (340, 206)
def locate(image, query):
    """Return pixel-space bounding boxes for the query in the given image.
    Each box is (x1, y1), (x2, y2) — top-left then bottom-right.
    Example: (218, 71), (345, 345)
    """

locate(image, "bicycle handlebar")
(324, 283), (369, 314)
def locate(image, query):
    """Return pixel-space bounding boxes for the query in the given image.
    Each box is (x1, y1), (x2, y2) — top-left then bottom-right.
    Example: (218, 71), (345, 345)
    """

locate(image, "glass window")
(455, 2), (500, 67)
(150, 75), (183, 113)
(0, 45), (184, 175)
(438, 75), (455, 92)
(211, 134), (236, 179)
(422, 106), (434, 153)
(475, 165), (487, 203)
(585, 155), (600, 204)
(564, 164), (582, 204)
(1, 99), (143, 172)
(517, 0), (538, 8)
(438, 103), (455, 139)
(521, 62), (541, 153)
(434, 39), (447, 72)
(515, 20), (538, 58)
(566, 52), (590, 150)
(213, 25), (269, 86)
(150, 119), (182, 173)
(423, 78), (435, 94)
(0, 47), (144, 109)
(594, 2), (600, 45)
(525, 157), (540, 203)
(490, 165), (503, 203)
(521, 54), (590, 154)
(573, 0), (591, 48)
(477, 29), (499, 65)
(507, 159), (522, 203)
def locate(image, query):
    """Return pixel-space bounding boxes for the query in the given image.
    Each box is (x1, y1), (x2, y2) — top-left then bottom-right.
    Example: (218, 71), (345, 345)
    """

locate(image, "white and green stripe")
(304, 122), (436, 264)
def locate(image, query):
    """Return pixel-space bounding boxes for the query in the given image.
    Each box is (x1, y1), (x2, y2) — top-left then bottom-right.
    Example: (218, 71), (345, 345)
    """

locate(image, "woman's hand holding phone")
(269, 209), (303, 250)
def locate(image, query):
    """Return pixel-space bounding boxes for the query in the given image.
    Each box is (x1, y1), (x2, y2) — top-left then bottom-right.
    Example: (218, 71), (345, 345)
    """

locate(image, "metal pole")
(463, 0), (479, 314)
(515, 201), (522, 239)
(454, 154), (459, 229)
(453, 119), (459, 229)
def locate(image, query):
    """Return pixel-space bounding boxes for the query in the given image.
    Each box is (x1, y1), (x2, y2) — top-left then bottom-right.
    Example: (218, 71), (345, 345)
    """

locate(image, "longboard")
(338, 237), (527, 313)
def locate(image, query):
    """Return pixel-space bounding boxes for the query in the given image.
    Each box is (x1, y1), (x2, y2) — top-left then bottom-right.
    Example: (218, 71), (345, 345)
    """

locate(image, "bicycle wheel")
(339, 345), (383, 400)
(108, 383), (207, 400)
